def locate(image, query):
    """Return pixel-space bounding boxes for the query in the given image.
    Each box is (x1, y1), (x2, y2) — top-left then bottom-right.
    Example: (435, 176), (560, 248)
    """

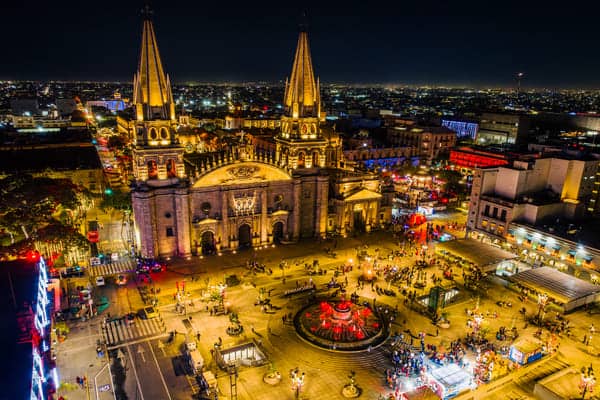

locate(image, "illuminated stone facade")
(129, 14), (386, 259)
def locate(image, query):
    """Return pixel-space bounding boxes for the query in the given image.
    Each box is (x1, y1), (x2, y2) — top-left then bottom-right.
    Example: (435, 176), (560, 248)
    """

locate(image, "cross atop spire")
(298, 10), (309, 33)
(133, 8), (175, 121)
(283, 20), (320, 120)
(141, 2), (153, 20)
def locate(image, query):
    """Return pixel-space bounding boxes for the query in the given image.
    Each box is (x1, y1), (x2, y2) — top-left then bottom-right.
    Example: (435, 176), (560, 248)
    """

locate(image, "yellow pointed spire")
(284, 29), (320, 119)
(133, 8), (175, 121)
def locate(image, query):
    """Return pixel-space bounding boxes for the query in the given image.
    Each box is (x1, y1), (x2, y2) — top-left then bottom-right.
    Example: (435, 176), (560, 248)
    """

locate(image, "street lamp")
(580, 365), (595, 400)
(291, 369), (305, 399)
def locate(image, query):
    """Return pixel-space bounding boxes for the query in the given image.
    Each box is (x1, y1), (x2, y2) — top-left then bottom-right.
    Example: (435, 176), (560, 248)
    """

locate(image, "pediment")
(343, 188), (382, 202)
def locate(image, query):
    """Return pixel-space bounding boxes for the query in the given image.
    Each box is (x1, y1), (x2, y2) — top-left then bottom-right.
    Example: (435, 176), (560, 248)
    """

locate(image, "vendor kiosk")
(509, 339), (543, 365)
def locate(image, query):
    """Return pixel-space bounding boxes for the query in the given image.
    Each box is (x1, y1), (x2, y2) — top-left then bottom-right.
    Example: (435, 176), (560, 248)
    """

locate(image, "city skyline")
(2, 1), (600, 88)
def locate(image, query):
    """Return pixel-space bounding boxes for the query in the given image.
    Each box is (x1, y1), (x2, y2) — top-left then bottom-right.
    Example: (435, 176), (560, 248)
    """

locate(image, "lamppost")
(291, 369), (305, 399)
(536, 293), (548, 325)
(580, 365), (595, 400)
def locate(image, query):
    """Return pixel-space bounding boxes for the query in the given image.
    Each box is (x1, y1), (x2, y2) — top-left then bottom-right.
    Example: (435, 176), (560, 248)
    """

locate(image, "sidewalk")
(54, 319), (115, 400)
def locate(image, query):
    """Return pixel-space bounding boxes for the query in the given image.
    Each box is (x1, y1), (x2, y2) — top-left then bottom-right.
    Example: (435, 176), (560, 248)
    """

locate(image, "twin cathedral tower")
(126, 10), (386, 259)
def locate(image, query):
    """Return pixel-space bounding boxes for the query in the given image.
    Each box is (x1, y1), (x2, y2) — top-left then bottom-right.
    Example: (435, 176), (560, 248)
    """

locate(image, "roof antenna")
(298, 10), (309, 32)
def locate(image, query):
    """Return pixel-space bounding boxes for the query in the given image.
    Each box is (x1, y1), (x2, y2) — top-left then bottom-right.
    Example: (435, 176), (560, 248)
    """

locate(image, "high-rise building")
(129, 12), (384, 259)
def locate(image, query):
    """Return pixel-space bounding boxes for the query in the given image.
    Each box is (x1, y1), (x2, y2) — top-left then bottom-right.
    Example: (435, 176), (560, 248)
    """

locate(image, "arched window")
(147, 160), (158, 179)
(148, 128), (158, 141)
(160, 127), (169, 140)
(166, 159), (177, 178)
(297, 152), (305, 168)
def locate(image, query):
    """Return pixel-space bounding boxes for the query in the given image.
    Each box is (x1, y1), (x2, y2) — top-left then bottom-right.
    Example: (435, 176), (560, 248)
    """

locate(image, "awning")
(583, 255), (594, 262)
(567, 250), (577, 256)
(552, 244), (561, 250)
(525, 234), (533, 240)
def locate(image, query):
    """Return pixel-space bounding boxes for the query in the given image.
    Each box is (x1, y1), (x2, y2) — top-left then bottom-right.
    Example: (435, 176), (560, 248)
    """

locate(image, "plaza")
(53, 212), (600, 400)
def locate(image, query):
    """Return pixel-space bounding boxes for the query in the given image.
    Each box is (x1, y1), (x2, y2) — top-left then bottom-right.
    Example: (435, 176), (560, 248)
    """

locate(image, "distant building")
(386, 122), (456, 163)
(476, 113), (530, 146)
(441, 119), (478, 139)
(449, 147), (510, 171)
(467, 156), (599, 242)
(10, 98), (39, 116)
(55, 98), (78, 116)
(86, 99), (127, 114)
(0, 141), (104, 195)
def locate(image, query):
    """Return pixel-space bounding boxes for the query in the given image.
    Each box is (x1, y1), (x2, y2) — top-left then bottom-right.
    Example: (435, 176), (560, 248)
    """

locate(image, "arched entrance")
(238, 224), (252, 249)
(201, 231), (215, 255)
(272, 221), (284, 244)
(353, 204), (366, 234)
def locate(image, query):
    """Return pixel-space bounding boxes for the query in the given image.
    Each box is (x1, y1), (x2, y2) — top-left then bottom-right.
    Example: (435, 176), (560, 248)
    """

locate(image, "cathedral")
(127, 11), (389, 259)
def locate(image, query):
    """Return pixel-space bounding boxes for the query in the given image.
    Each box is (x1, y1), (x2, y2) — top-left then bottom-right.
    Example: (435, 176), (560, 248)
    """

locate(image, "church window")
(164, 212), (172, 218)
(166, 227), (174, 237)
(297, 152), (305, 168)
(166, 159), (177, 178)
(147, 160), (158, 179)
(149, 127), (158, 140)
(160, 127), (169, 140)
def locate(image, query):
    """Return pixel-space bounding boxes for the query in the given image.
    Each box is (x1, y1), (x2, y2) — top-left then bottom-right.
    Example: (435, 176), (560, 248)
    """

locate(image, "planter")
(263, 372), (281, 385)
(342, 384), (361, 398)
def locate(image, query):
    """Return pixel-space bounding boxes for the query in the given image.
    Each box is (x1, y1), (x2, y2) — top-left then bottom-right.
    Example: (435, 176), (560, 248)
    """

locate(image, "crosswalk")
(89, 259), (135, 277)
(102, 317), (166, 348)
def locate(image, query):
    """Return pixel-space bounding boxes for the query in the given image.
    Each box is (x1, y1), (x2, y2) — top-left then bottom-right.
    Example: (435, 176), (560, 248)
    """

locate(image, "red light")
(26, 250), (40, 262)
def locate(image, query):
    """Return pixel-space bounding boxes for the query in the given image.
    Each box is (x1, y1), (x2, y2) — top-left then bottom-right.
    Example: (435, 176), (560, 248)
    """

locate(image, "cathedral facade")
(128, 13), (387, 259)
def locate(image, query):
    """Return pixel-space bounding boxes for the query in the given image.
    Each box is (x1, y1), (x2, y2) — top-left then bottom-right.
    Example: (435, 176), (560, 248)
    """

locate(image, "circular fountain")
(294, 295), (388, 351)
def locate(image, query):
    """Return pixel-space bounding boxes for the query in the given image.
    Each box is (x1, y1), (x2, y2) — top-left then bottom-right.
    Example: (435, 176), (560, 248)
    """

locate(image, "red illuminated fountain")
(294, 294), (387, 351)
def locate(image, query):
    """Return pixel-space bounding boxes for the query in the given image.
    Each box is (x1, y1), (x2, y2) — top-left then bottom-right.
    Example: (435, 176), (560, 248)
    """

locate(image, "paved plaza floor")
(54, 218), (600, 400)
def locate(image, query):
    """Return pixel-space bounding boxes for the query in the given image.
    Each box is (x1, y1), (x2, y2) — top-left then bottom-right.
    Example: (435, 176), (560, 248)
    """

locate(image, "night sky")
(2, 0), (600, 88)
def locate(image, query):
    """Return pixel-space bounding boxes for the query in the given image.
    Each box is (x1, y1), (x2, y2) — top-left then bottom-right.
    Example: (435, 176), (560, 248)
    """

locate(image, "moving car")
(95, 276), (106, 286)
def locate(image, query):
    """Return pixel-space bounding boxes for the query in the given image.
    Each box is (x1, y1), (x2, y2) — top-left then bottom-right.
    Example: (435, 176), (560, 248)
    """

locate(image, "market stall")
(424, 363), (474, 399)
(509, 339), (544, 366)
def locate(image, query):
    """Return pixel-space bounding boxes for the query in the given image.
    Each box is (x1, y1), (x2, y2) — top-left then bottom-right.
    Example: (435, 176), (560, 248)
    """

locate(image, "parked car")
(139, 306), (158, 319)
(150, 262), (165, 272)
(95, 276), (106, 286)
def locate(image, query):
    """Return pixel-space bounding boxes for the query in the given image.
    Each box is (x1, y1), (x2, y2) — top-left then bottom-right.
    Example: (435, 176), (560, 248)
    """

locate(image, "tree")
(0, 175), (83, 243)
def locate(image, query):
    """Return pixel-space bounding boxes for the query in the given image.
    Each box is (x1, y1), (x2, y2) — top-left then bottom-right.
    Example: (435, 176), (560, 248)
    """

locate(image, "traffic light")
(104, 188), (113, 195)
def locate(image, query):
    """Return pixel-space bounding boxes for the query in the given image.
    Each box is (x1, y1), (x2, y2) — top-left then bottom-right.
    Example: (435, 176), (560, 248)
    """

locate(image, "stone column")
(221, 189), (229, 250)
(315, 176), (328, 238)
(261, 187), (268, 244)
(292, 179), (302, 241)
(132, 191), (156, 258)
(174, 189), (192, 258)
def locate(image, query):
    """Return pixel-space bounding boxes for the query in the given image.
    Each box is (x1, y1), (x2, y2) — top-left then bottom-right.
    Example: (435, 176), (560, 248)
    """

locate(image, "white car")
(96, 276), (106, 286)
